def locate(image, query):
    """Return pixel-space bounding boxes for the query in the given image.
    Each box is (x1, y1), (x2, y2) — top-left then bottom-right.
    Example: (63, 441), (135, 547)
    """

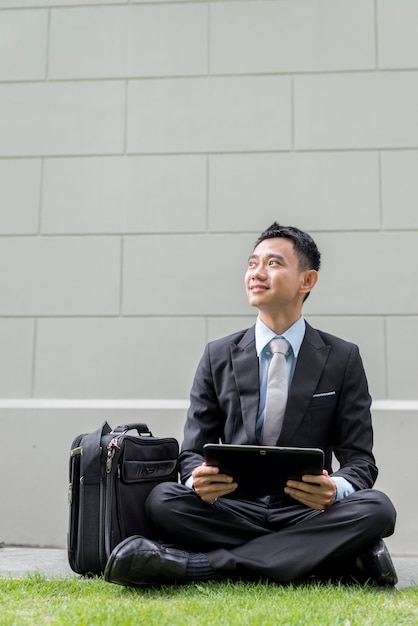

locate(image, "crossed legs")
(146, 483), (396, 583)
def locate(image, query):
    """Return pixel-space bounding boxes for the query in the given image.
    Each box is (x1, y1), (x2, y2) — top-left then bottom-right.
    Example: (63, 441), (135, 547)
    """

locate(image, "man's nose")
(251, 265), (267, 279)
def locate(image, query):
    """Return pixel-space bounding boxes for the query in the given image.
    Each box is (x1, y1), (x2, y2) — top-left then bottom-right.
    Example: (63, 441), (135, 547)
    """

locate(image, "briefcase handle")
(111, 423), (152, 437)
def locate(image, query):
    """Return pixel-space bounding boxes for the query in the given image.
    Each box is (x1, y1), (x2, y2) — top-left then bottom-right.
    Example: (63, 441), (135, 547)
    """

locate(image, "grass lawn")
(0, 575), (417, 626)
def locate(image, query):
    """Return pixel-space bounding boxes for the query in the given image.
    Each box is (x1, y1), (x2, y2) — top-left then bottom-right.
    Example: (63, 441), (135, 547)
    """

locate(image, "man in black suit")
(105, 223), (397, 586)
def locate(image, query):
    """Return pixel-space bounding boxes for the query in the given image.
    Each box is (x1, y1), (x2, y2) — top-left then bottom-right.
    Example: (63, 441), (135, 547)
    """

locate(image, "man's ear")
(300, 269), (318, 295)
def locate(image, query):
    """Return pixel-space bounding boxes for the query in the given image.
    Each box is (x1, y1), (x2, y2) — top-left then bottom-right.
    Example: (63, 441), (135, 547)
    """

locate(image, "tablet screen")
(203, 443), (324, 497)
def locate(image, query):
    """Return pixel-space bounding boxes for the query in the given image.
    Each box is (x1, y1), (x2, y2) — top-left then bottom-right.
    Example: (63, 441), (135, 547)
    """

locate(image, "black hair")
(254, 222), (321, 272)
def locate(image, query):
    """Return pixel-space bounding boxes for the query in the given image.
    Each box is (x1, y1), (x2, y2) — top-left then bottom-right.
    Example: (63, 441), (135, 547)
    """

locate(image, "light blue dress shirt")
(255, 316), (305, 440)
(255, 316), (354, 502)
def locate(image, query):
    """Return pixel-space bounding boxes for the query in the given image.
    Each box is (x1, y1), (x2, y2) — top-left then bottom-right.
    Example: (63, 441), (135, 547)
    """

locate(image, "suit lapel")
(230, 326), (260, 444)
(279, 323), (330, 443)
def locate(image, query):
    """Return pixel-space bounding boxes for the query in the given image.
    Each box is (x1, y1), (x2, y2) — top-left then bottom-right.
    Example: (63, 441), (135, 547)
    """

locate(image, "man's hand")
(284, 470), (337, 510)
(192, 462), (238, 504)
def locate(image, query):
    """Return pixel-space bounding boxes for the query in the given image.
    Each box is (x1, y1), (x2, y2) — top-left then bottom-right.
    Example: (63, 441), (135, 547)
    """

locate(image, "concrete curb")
(0, 548), (417, 588)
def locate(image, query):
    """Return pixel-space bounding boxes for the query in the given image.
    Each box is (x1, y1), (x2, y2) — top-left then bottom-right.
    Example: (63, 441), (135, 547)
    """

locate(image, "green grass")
(0, 574), (417, 626)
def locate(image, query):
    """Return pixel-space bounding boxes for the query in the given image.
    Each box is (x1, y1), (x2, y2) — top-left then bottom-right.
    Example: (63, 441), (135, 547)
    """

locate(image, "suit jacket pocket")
(309, 392), (338, 408)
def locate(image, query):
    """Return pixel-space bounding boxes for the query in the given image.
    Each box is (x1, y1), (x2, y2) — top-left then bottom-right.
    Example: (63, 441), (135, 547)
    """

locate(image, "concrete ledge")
(1, 401), (416, 554)
(0, 406), (185, 548)
(0, 399), (414, 411)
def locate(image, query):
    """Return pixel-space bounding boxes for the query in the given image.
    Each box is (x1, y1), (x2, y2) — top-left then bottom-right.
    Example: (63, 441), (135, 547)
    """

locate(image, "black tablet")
(203, 443), (324, 497)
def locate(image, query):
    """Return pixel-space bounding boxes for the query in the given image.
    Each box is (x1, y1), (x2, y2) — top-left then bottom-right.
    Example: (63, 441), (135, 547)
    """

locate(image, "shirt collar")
(255, 316), (306, 358)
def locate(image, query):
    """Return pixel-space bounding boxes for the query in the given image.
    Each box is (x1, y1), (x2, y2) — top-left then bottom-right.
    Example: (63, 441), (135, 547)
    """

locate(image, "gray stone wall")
(0, 0), (417, 553)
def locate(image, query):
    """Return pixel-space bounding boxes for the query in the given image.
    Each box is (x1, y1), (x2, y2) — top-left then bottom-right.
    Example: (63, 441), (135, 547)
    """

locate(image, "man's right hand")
(191, 462), (238, 504)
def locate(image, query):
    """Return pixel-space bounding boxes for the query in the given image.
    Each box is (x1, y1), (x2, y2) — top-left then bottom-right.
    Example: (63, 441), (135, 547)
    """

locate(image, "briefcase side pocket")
(122, 459), (178, 483)
(111, 435), (179, 542)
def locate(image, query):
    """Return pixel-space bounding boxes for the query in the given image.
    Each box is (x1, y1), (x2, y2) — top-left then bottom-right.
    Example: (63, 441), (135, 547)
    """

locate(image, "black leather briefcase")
(67, 421), (178, 576)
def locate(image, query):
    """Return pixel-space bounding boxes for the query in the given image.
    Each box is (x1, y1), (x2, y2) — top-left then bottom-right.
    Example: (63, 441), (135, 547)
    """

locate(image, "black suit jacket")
(180, 322), (377, 492)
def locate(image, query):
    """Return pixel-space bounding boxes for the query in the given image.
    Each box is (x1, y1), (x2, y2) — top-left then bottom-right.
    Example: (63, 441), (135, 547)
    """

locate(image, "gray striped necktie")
(262, 337), (290, 446)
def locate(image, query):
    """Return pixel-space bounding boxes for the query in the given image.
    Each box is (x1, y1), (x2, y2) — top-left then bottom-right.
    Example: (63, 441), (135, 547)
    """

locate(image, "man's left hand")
(284, 470), (337, 510)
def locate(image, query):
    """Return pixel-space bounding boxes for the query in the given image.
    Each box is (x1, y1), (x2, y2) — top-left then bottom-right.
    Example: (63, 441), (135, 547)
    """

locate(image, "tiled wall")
(1, 0), (418, 403)
(1, 1), (418, 550)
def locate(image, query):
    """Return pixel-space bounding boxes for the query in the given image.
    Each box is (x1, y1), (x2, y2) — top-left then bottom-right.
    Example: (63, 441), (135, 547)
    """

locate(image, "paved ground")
(0, 547), (416, 588)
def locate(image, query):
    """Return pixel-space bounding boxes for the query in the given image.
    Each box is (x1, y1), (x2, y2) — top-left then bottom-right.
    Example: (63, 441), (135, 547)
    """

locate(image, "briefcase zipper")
(104, 435), (123, 559)
(106, 436), (120, 473)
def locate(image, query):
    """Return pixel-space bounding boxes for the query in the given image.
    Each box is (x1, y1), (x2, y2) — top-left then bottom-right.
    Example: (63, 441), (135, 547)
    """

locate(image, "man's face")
(245, 237), (308, 313)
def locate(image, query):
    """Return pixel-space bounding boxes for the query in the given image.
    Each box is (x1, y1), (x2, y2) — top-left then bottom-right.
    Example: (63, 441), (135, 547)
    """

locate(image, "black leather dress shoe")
(355, 538), (398, 587)
(104, 535), (188, 586)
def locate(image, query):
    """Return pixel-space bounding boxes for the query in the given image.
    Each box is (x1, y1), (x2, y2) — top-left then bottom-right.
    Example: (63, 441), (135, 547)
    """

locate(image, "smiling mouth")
(250, 284), (268, 292)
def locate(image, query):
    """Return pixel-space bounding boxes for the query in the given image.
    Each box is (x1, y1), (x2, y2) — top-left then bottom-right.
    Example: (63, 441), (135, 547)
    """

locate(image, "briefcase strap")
(81, 421), (112, 484)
